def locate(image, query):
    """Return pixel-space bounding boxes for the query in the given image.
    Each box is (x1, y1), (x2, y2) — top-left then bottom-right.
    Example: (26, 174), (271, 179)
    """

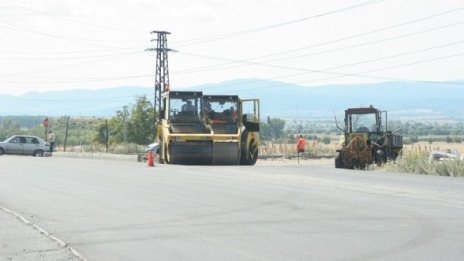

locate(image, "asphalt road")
(1, 156), (464, 261)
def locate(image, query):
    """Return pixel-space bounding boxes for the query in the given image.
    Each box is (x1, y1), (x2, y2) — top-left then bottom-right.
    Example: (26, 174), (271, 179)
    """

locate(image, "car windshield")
(4, 136), (15, 142)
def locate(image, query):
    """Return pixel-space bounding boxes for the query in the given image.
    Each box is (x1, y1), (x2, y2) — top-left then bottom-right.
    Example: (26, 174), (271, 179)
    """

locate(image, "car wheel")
(0, 148), (4, 156)
(34, 149), (44, 157)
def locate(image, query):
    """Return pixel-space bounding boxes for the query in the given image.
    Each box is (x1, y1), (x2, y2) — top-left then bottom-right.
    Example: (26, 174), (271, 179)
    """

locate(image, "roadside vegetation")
(382, 150), (464, 177)
(1, 96), (463, 161)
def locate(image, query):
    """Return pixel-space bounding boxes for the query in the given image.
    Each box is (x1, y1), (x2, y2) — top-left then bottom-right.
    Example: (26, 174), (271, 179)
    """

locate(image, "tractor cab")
(344, 106), (387, 147)
(336, 106), (402, 169)
(346, 107), (382, 134)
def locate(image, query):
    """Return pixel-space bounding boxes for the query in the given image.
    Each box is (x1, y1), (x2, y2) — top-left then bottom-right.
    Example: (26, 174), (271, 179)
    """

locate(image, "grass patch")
(260, 141), (337, 156)
(61, 143), (145, 154)
(382, 152), (464, 177)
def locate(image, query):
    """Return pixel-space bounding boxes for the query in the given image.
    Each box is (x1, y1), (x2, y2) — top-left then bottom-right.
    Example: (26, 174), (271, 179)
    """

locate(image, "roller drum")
(212, 142), (240, 165)
(168, 141), (213, 165)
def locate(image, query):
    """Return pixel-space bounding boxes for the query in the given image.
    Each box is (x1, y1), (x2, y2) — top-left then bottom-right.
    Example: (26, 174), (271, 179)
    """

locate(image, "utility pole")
(123, 105), (128, 143)
(63, 116), (70, 152)
(43, 117), (49, 141)
(105, 119), (109, 153)
(146, 31), (174, 141)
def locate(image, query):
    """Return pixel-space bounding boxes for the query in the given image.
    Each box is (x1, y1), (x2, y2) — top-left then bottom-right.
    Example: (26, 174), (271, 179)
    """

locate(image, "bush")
(321, 136), (331, 144)
(68, 143), (144, 154)
(382, 153), (464, 177)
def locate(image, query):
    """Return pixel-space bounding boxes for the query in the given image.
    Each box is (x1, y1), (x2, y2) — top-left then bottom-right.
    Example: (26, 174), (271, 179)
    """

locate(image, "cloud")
(167, 3), (217, 23)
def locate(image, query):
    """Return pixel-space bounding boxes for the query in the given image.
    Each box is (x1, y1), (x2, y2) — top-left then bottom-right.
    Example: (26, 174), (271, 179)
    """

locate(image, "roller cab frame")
(335, 106), (403, 169)
(204, 95), (260, 165)
(156, 91), (214, 164)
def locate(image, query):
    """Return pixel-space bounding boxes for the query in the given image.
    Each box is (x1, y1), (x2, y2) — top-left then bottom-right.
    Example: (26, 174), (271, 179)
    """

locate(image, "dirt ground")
(257, 157), (333, 166)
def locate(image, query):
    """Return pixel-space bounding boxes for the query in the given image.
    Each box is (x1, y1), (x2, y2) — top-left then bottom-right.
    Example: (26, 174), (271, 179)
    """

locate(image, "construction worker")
(181, 100), (195, 112)
(296, 134), (306, 154)
(230, 106), (238, 122)
(48, 130), (55, 152)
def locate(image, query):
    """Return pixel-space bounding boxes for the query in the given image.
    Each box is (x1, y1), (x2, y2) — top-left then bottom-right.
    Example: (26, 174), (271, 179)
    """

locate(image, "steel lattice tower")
(148, 31), (172, 121)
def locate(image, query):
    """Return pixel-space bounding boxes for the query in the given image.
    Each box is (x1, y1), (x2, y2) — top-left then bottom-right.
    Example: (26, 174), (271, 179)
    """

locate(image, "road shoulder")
(0, 207), (80, 261)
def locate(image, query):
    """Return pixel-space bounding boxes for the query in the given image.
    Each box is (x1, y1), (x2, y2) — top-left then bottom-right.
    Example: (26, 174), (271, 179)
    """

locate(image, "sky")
(0, 0), (463, 95)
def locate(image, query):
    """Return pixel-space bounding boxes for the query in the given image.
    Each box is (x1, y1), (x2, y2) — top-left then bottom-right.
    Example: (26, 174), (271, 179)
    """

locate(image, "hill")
(1, 79), (463, 121)
(194, 79), (464, 120)
(0, 86), (149, 116)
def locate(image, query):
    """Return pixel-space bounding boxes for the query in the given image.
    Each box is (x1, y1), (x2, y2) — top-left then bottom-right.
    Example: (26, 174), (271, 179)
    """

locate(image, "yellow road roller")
(204, 95), (260, 165)
(156, 91), (260, 165)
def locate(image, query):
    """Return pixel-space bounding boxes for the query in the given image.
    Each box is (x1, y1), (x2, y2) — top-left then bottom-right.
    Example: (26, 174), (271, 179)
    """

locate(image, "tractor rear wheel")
(335, 152), (343, 168)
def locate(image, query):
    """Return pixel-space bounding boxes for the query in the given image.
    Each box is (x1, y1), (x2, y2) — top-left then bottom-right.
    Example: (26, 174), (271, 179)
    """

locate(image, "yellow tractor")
(335, 106), (403, 169)
(156, 91), (260, 165)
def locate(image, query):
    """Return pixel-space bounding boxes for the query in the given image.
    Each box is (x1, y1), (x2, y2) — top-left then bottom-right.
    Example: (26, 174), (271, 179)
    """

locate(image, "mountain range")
(2, 79), (463, 121)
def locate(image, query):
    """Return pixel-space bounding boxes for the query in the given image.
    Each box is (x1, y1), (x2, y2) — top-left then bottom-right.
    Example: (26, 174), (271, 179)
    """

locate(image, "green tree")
(454, 137), (462, 143)
(103, 95), (155, 145)
(259, 122), (272, 141)
(108, 106), (129, 144)
(127, 95), (155, 144)
(268, 118), (286, 139)
(0, 118), (21, 140)
(321, 136), (331, 144)
(93, 121), (110, 145)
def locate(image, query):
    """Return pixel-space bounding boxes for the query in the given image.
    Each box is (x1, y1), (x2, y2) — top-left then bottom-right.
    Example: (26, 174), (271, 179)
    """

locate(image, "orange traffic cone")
(147, 150), (154, 167)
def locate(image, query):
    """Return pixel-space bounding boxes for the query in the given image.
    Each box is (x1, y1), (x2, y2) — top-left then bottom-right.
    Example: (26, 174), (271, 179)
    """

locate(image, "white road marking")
(0, 206), (87, 261)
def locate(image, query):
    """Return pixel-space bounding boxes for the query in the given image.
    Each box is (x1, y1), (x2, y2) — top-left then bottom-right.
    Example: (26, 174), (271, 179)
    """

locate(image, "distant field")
(403, 142), (464, 155)
(260, 140), (464, 157)
(260, 141), (337, 156)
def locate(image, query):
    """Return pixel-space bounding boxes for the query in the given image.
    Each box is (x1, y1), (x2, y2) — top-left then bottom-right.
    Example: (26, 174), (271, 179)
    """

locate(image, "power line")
(4, 93), (155, 103)
(188, 47), (464, 92)
(12, 97), (140, 103)
(0, 21), (119, 48)
(5, 51), (463, 100)
(0, 44), (148, 55)
(174, 39), (464, 77)
(171, 0), (387, 47)
(0, 74), (153, 84)
(0, 0), (145, 34)
(0, 50), (144, 61)
(0, 51), (147, 77)
(317, 40), (464, 73)
(241, 52), (464, 93)
(247, 6), (464, 60)
(221, 20), (464, 72)
(3, 38), (462, 84)
(172, 6), (464, 74)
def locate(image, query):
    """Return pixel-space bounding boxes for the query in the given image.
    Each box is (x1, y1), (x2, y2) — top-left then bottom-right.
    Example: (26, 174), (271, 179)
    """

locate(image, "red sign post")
(43, 118), (49, 140)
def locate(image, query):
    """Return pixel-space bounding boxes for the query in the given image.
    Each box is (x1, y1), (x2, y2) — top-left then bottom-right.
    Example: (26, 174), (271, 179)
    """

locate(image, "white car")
(0, 135), (50, 157)
(145, 143), (159, 154)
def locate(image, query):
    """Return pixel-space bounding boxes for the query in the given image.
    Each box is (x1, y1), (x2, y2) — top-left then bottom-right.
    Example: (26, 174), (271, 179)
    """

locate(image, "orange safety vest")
(297, 137), (306, 152)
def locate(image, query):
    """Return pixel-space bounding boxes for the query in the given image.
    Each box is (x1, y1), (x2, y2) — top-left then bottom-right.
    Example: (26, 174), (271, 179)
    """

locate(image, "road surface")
(1, 156), (463, 260)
